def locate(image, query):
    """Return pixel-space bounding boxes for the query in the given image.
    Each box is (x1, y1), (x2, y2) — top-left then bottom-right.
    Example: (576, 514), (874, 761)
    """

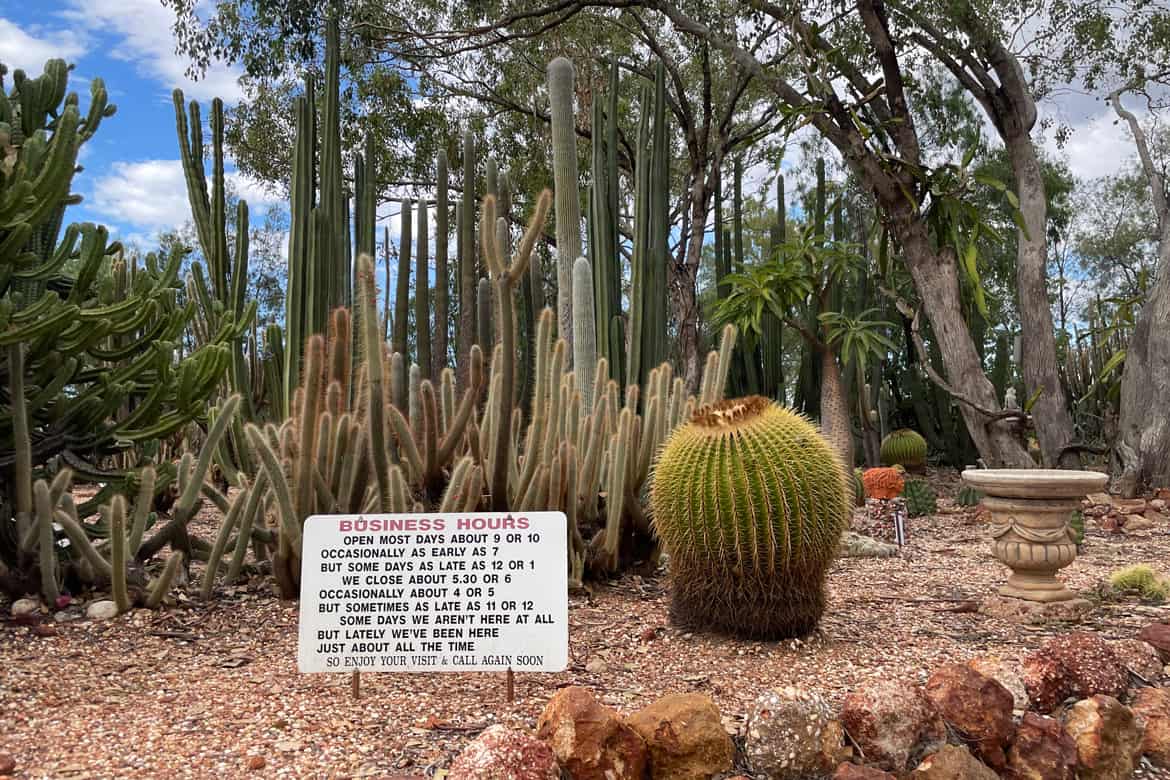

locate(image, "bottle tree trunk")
(819, 349), (854, 470)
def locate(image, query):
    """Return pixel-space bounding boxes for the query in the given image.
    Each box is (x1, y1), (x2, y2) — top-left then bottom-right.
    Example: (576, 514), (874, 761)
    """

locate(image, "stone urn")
(961, 469), (1108, 603)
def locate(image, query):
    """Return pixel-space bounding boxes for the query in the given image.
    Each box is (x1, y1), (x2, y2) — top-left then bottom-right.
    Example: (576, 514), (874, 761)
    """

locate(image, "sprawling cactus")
(651, 397), (849, 638)
(880, 428), (928, 470)
(0, 59), (240, 595)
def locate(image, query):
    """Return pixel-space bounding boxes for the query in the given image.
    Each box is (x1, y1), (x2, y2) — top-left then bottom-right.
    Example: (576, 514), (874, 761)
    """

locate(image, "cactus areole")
(650, 396), (849, 639)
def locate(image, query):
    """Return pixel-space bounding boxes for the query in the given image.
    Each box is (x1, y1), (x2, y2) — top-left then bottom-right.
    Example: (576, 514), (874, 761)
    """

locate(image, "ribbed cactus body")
(546, 57), (582, 352)
(651, 396), (848, 639)
(572, 257), (597, 409)
(902, 479), (936, 518)
(880, 428), (928, 469)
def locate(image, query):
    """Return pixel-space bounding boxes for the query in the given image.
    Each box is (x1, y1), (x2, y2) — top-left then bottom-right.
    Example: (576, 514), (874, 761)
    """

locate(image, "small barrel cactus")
(902, 479), (937, 518)
(650, 396), (848, 639)
(956, 485), (984, 507)
(880, 428), (928, 470)
(861, 467), (904, 500)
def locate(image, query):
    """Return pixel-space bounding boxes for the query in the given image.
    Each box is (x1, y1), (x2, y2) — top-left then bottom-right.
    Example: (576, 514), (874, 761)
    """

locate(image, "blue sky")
(0, 0), (1148, 259)
(1, 0), (285, 251)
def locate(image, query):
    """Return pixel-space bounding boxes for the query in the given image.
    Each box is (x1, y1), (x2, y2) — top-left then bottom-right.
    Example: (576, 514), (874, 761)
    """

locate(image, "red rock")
(839, 678), (946, 772)
(1139, 622), (1170, 662)
(1131, 687), (1170, 767)
(535, 686), (648, 780)
(1110, 638), (1163, 681)
(924, 664), (1014, 769)
(910, 744), (997, 778)
(448, 725), (560, 780)
(0, 755), (13, 775)
(745, 687), (846, 778)
(244, 756), (266, 771)
(1005, 712), (1076, 780)
(1021, 632), (1128, 712)
(833, 763), (896, 779)
(967, 655), (1027, 710)
(626, 693), (733, 780)
(1062, 695), (1142, 780)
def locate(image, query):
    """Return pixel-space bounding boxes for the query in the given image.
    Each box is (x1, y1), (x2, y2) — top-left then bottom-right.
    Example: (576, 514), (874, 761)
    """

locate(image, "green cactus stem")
(547, 57), (583, 351)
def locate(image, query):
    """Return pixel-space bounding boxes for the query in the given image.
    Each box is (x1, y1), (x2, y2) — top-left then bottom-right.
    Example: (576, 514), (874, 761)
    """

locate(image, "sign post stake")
(352, 669), (361, 700)
(506, 666), (515, 703)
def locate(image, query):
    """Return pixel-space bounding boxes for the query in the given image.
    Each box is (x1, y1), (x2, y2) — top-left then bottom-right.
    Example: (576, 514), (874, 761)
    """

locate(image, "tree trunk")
(673, 164), (707, 393)
(819, 349), (854, 470)
(1005, 129), (1079, 468)
(1117, 219), (1170, 496)
(1112, 89), (1170, 496)
(898, 225), (1033, 467)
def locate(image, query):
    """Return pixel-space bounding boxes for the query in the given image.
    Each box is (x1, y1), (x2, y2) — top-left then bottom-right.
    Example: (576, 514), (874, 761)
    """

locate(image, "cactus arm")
(34, 479), (61, 602)
(415, 199), (431, 379)
(145, 552), (184, 609)
(110, 495), (131, 613)
(200, 483), (249, 599)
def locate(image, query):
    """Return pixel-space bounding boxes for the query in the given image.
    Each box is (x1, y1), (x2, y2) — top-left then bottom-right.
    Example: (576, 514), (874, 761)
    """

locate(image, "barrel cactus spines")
(902, 479), (937, 518)
(880, 428), (929, 470)
(861, 467), (904, 500)
(650, 396), (849, 639)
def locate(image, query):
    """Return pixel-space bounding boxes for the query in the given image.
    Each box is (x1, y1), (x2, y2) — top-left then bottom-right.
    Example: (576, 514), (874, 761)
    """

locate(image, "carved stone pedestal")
(961, 469), (1109, 603)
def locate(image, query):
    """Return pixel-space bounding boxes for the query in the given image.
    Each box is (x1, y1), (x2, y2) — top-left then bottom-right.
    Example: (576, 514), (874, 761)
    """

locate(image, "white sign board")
(297, 512), (568, 673)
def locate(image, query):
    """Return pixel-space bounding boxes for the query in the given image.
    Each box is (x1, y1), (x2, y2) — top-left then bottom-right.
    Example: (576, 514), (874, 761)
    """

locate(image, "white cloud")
(1041, 107), (1142, 181)
(0, 18), (87, 73)
(59, 0), (243, 102)
(91, 158), (282, 233)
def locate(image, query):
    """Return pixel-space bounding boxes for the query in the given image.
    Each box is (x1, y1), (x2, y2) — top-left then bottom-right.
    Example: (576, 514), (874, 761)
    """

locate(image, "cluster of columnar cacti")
(230, 175), (739, 594)
(651, 396), (849, 638)
(282, 17), (353, 418)
(880, 428), (929, 470)
(956, 484), (984, 507)
(1, 59), (241, 594)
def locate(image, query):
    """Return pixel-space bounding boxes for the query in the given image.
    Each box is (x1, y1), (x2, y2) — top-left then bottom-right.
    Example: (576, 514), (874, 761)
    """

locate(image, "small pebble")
(245, 755), (266, 770)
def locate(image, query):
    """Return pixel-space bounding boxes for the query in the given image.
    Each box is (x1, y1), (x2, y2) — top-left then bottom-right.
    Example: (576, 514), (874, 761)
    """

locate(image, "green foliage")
(1108, 564), (1170, 603)
(880, 428), (929, 468)
(1069, 510), (1085, 546)
(650, 396), (849, 639)
(902, 478), (937, 518)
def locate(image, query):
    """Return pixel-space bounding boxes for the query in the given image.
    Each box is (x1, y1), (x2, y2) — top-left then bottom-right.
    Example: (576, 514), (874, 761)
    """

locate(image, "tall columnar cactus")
(762, 173), (785, 402)
(393, 199), (412, 364)
(651, 397), (849, 638)
(282, 16), (352, 417)
(415, 198), (431, 378)
(481, 190), (551, 509)
(458, 128), (478, 387)
(589, 61), (621, 379)
(628, 63), (670, 389)
(546, 57), (583, 351)
(572, 257), (597, 410)
(434, 150), (450, 380)
(880, 428), (929, 470)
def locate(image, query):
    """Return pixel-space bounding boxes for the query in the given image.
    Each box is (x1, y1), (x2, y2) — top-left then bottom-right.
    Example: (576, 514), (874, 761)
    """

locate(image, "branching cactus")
(651, 397), (849, 638)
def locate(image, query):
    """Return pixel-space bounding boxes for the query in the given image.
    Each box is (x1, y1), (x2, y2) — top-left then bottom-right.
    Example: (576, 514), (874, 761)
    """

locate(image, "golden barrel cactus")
(650, 396), (849, 639)
(879, 428), (928, 469)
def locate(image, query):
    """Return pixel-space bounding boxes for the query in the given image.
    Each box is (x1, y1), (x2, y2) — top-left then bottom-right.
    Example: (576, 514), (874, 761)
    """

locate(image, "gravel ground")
(2, 471), (1169, 779)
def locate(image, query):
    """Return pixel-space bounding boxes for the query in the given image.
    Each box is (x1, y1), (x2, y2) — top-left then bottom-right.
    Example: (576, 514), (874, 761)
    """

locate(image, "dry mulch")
(2, 470), (1170, 779)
